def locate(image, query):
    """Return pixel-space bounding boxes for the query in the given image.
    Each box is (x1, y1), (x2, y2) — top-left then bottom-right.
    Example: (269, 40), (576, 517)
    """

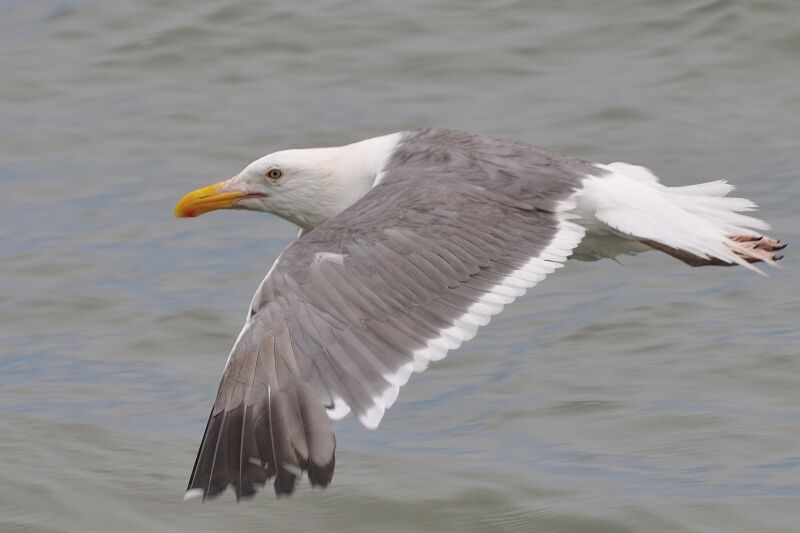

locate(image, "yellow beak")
(174, 181), (246, 218)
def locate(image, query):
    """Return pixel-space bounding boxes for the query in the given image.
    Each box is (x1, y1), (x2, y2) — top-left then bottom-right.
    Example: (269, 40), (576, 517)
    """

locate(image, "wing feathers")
(295, 383), (336, 486)
(187, 318), (337, 500)
(188, 136), (586, 498)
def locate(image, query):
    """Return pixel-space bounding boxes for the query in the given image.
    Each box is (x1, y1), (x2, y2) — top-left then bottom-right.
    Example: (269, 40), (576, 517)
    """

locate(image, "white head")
(175, 133), (402, 232)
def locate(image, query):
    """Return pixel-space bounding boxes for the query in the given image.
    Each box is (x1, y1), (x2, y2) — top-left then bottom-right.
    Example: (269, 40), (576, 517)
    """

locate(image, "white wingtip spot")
(183, 489), (204, 501)
(326, 396), (351, 421)
(284, 464), (304, 477)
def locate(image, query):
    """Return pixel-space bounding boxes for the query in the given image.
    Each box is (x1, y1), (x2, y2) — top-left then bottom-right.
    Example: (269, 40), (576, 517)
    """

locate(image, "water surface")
(2, 1), (799, 531)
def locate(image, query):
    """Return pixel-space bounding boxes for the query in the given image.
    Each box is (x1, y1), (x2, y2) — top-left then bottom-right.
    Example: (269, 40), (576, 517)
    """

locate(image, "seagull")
(175, 128), (784, 500)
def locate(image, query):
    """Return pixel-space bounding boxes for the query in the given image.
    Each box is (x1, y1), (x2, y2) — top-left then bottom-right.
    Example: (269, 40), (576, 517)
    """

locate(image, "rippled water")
(2, 1), (799, 531)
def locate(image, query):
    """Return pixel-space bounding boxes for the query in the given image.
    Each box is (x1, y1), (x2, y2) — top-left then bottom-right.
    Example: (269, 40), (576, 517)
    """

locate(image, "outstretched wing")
(186, 129), (589, 499)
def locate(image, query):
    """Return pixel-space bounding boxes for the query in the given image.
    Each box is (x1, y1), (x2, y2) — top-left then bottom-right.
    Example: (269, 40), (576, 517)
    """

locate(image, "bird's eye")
(266, 168), (283, 180)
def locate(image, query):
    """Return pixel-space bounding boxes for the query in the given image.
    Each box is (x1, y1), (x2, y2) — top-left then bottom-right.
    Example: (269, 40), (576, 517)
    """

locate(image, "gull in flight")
(175, 128), (784, 500)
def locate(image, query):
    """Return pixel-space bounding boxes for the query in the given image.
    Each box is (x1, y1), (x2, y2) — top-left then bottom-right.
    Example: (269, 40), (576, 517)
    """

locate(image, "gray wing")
(186, 129), (590, 499)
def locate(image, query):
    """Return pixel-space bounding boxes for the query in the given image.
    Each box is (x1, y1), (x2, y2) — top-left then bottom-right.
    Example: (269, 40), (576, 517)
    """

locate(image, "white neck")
(330, 131), (404, 202)
(286, 132), (403, 232)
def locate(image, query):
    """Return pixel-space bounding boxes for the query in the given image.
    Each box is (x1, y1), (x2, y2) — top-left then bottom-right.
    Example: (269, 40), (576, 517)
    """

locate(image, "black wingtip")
(186, 386), (337, 500)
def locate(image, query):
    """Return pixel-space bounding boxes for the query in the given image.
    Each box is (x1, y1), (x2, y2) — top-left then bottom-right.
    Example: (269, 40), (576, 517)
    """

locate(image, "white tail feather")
(574, 162), (777, 273)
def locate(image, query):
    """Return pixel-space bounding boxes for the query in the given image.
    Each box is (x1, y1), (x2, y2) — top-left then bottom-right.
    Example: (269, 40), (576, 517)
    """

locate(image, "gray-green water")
(2, 1), (799, 531)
